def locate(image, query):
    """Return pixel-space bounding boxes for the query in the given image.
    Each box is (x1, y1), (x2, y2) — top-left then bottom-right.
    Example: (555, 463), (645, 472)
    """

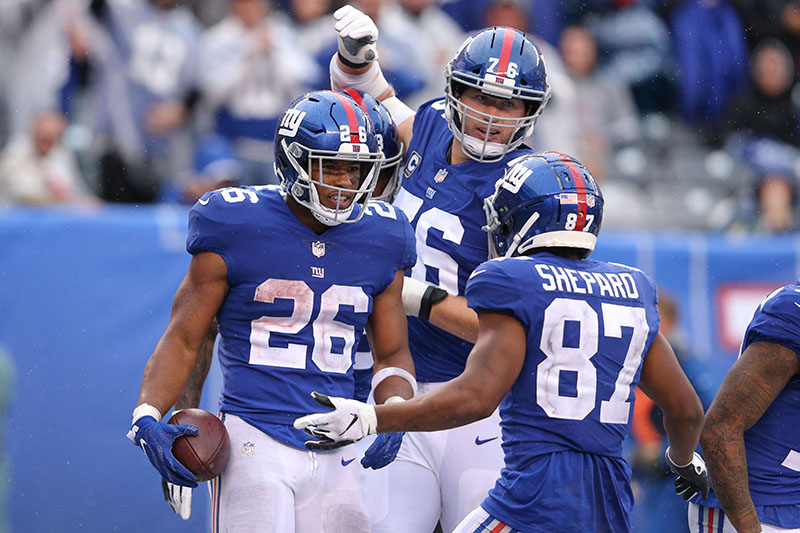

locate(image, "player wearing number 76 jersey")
(126, 91), (418, 532)
(296, 152), (707, 532)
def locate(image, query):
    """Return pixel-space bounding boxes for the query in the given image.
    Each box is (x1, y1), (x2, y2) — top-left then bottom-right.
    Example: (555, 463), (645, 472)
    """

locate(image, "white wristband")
(384, 395), (406, 405)
(329, 53), (391, 98)
(131, 403), (162, 425)
(382, 96), (415, 126)
(372, 366), (417, 397)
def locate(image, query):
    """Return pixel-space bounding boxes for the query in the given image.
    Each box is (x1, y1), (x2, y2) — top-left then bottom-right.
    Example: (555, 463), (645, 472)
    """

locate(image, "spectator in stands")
(273, 0), (334, 88)
(565, 0), (676, 115)
(196, 0), (317, 186)
(558, 24), (640, 181)
(667, 0), (750, 140)
(721, 39), (800, 233)
(5, 0), (91, 138)
(85, 0), (201, 203)
(0, 111), (96, 206)
(723, 39), (800, 147)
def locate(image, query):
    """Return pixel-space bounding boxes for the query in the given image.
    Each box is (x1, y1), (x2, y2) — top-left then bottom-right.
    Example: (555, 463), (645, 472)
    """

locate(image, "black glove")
(665, 447), (710, 500)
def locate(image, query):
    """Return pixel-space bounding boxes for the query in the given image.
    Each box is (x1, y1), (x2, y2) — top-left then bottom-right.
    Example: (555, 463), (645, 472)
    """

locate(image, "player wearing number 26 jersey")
(187, 185), (415, 448)
(691, 282), (800, 532)
(127, 91), (418, 533)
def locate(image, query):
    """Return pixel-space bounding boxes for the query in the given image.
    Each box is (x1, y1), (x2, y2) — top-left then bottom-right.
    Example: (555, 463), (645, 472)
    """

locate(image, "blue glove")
(360, 432), (404, 470)
(128, 415), (199, 487)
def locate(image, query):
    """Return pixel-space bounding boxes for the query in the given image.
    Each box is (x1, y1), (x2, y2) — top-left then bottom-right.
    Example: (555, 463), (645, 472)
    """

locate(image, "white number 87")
(565, 213), (595, 231)
(537, 298), (649, 424)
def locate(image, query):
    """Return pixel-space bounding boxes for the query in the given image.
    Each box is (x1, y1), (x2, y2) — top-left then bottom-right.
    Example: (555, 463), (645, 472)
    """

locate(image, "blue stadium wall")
(1, 205), (799, 532)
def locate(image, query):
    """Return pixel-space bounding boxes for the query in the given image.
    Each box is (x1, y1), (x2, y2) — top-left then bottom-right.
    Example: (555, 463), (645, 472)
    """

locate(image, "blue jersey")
(187, 187), (416, 449)
(696, 281), (800, 528)
(393, 98), (533, 382)
(465, 253), (660, 532)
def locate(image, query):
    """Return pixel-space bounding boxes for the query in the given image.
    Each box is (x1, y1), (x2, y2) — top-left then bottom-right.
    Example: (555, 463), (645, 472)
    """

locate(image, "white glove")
(402, 276), (448, 320)
(162, 479), (192, 520)
(333, 5), (379, 66)
(294, 391), (377, 450)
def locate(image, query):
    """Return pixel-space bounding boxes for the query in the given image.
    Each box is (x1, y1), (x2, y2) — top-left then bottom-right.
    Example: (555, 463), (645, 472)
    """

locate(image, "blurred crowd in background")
(2, 0), (800, 233)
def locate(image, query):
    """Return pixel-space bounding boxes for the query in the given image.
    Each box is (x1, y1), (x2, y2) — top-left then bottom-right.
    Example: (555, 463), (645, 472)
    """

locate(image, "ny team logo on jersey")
(312, 240), (326, 258)
(278, 109), (307, 137)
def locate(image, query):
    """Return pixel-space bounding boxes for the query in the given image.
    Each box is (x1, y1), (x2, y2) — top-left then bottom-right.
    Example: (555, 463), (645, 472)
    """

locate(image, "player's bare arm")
(701, 341), (800, 533)
(638, 332), (704, 463)
(366, 269), (416, 403)
(138, 252), (228, 415)
(428, 294), (479, 344)
(375, 310), (525, 433)
(173, 320), (217, 410)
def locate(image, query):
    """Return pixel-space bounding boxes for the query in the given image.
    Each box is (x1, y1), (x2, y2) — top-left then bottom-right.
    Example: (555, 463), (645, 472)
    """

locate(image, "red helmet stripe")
(332, 91), (361, 144)
(496, 27), (516, 77)
(564, 162), (588, 232)
(342, 88), (368, 113)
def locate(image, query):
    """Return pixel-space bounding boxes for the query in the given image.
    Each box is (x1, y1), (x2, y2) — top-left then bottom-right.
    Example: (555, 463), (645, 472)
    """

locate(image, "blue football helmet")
(340, 89), (404, 202)
(483, 151), (603, 258)
(274, 91), (383, 225)
(445, 27), (551, 162)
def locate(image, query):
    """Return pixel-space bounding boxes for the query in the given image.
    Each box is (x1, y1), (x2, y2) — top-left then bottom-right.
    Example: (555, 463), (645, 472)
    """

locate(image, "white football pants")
(213, 414), (370, 532)
(360, 382), (504, 533)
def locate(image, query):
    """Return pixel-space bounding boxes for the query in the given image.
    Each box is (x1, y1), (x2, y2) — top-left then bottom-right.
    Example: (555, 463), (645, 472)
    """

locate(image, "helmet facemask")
(281, 138), (382, 225)
(445, 69), (550, 163)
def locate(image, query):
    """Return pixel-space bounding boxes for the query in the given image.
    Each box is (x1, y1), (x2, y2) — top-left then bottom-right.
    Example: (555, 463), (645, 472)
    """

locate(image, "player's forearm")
(428, 295), (478, 343)
(173, 324), (216, 409)
(375, 376), (492, 433)
(138, 337), (200, 415)
(661, 405), (703, 465)
(701, 423), (760, 532)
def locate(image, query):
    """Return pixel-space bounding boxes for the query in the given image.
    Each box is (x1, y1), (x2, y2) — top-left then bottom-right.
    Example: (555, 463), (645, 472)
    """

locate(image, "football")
(168, 408), (230, 482)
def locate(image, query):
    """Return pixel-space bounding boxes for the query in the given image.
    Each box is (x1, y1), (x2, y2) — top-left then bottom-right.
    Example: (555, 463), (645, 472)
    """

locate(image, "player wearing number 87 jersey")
(127, 90), (418, 532)
(294, 152), (707, 532)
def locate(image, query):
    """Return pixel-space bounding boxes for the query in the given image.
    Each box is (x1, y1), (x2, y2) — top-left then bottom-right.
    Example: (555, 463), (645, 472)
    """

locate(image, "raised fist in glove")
(333, 5), (379, 67)
(294, 391), (377, 450)
(665, 447), (710, 500)
(127, 414), (198, 487)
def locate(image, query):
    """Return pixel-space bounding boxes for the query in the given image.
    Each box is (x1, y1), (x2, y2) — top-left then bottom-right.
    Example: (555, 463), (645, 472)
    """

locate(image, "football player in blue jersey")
(692, 283), (800, 533)
(296, 151), (709, 533)
(126, 90), (419, 532)
(327, 6), (552, 531)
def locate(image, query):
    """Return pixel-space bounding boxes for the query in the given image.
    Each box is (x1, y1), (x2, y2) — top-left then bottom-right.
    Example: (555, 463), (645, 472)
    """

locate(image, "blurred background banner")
(0, 207), (798, 532)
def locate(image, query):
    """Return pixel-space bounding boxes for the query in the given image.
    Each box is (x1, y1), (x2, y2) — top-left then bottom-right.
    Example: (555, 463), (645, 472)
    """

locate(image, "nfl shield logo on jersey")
(434, 168), (448, 183)
(242, 441), (255, 455)
(312, 241), (326, 258)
